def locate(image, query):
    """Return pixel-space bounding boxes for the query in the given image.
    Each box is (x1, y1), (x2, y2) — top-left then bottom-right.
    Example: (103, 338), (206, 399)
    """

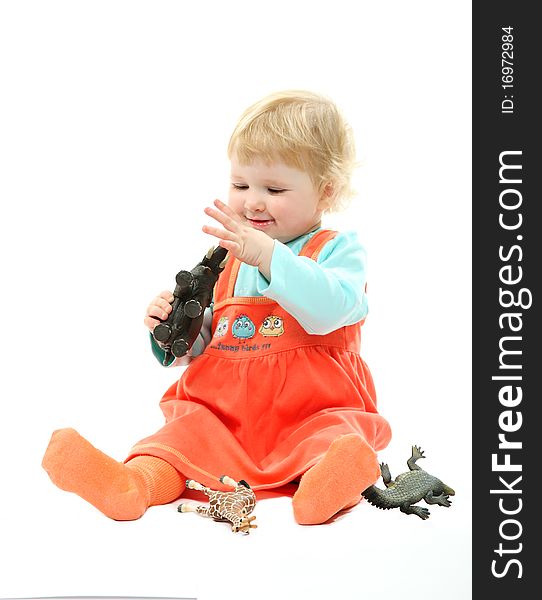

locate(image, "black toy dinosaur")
(362, 445), (455, 519)
(152, 245), (228, 365)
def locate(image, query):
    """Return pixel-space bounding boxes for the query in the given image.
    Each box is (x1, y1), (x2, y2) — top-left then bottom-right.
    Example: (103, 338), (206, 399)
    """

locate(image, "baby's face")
(228, 156), (327, 243)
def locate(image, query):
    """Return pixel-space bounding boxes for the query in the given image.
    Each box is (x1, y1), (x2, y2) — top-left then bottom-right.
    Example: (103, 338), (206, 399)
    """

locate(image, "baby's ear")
(318, 182), (335, 211)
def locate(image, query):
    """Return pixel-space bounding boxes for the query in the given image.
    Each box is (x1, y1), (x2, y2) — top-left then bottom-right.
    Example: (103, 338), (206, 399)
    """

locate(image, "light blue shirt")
(236, 228), (368, 334)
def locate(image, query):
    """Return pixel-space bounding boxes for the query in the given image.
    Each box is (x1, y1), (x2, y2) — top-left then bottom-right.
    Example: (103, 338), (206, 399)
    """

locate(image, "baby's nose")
(244, 191), (266, 211)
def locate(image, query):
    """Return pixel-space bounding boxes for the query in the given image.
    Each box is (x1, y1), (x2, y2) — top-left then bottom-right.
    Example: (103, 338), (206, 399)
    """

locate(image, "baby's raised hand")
(144, 290), (174, 332)
(202, 199), (274, 279)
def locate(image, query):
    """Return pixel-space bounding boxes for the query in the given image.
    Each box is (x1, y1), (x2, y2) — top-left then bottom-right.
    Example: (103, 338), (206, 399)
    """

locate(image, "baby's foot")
(42, 428), (149, 520)
(292, 433), (380, 525)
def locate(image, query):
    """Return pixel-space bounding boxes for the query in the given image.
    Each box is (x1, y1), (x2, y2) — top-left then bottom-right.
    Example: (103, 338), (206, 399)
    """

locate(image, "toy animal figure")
(153, 245), (228, 365)
(362, 446), (455, 519)
(178, 475), (258, 534)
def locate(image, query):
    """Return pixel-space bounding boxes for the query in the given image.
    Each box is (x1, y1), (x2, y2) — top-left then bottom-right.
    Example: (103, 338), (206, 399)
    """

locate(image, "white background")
(0, 1), (471, 599)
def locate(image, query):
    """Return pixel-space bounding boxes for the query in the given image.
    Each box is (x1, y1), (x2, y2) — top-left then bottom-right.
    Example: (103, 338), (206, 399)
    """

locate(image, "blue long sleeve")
(255, 230), (368, 334)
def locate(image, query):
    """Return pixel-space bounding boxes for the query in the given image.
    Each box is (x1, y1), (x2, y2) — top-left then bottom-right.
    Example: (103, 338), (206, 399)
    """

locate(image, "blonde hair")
(227, 90), (357, 212)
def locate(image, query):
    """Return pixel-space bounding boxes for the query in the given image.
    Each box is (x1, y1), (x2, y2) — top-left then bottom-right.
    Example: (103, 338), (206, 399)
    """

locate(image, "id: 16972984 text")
(501, 26), (514, 114)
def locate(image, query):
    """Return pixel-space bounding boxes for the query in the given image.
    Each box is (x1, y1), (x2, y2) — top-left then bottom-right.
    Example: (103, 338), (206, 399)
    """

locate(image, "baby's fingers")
(202, 222), (237, 243)
(146, 291), (173, 320)
(152, 292), (174, 314)
(146, 303), (170, 321)
(204, 201), (240, 232)
(213, 198), (239, 218)
(158, 290), (174, 303)
(144, 315), (162, 332)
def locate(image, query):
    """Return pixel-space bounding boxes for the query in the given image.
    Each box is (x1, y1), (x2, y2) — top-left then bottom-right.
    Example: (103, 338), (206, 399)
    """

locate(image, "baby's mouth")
(246, 217), (275, 229)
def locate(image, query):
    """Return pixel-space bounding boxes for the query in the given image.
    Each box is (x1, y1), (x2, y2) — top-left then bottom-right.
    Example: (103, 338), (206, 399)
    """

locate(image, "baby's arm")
(200, 200), (367, 334)
(257, 231), (368, 335)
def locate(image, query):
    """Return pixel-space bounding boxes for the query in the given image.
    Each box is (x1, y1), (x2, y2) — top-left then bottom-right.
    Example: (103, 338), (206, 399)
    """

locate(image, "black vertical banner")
(473, 2), (538, 598)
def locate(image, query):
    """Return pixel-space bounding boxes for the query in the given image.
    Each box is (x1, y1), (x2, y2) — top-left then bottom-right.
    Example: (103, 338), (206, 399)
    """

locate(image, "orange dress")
(127, 230), (391, 490)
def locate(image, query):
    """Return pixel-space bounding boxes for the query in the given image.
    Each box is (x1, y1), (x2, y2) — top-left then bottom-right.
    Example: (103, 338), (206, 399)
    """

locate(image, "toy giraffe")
(178, 475), (257, 533)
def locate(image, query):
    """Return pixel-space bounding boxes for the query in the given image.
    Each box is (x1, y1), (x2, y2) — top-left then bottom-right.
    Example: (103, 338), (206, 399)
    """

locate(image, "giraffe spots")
(177, 476), (257, 533)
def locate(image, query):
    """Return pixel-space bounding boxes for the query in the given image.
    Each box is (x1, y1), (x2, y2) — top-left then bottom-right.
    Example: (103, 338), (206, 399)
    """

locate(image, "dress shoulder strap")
(299, 229), (338, 260)
(213, 249), (241, 302)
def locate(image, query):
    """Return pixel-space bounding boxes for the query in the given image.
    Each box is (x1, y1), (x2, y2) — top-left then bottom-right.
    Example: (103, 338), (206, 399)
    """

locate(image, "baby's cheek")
(227, 196), (242, 214)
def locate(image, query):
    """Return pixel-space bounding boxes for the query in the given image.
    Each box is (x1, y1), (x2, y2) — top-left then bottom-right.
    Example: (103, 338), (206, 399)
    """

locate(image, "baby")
(42, 90), (391, 525)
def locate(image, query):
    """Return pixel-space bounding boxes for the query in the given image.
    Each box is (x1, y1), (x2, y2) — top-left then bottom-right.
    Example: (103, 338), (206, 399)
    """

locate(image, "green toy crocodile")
(362, 445), (455, 519)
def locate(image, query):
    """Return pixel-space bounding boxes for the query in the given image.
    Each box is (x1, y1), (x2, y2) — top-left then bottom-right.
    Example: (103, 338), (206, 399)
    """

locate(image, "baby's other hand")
(202, 199), (274, 279)
(144, 290), (174, 332)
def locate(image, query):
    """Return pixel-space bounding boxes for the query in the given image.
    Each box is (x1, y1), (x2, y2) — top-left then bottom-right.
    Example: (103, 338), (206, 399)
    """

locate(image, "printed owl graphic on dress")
(259, 315), (285, 337)
(214, 316), (229, 338)
(232, 315), (256, 340)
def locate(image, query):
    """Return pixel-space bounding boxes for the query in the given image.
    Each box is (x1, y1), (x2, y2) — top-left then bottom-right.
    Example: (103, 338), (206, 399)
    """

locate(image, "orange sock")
(292, 433), (380, 525)
(42, 428), (185, 521)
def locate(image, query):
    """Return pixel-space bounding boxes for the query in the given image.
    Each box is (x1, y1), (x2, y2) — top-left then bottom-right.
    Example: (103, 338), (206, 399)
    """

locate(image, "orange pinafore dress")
(127, 229), (391, 490)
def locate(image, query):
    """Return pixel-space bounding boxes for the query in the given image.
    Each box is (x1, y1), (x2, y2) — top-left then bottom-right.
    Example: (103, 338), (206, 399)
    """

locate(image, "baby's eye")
(267, 188), (286, 194)
(232, 183), (248, 191)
